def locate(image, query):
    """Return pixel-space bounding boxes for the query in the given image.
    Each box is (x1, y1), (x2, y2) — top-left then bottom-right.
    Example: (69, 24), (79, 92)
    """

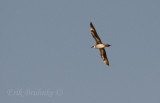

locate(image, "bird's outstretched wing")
(90, 22), (102, 44)
(99, 48), (109, 66)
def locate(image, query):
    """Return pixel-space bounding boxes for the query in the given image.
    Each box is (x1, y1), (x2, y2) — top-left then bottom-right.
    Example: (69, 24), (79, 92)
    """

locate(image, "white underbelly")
(95, 44), (105, 48)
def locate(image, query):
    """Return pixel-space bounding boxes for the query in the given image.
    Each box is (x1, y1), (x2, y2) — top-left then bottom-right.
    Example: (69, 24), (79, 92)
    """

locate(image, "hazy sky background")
(1, 0), (160, 103)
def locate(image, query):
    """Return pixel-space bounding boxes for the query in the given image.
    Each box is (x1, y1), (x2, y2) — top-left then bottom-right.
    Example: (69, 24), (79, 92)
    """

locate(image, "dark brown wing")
(90, 22), (102, 44)
(99, 48), (109, 66)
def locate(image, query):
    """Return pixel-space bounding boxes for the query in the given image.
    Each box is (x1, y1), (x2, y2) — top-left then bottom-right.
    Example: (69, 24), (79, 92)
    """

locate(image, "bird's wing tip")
(103, 60), (109, 66)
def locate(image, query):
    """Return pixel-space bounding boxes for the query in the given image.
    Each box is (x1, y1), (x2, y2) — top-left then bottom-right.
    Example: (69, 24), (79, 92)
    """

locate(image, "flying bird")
(90, 22), (111, 66)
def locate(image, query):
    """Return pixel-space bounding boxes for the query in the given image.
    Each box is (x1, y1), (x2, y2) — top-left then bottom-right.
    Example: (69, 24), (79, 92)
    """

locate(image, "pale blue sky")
(0, 0), (160, 103)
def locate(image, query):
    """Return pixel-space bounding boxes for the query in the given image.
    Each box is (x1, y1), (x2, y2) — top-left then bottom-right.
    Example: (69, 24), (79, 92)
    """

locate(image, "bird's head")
(91, 46), (95, 48)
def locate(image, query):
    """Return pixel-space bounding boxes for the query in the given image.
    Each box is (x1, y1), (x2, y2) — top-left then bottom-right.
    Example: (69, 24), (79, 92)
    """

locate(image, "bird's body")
(92, 44), (110, 49)
(90, 22), (111, 66)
